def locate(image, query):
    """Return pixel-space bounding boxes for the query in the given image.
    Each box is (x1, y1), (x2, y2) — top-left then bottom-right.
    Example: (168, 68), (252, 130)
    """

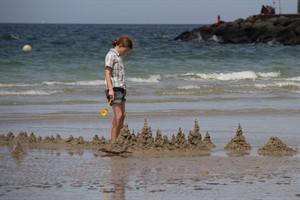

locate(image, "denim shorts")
(105, 87), (126, 105)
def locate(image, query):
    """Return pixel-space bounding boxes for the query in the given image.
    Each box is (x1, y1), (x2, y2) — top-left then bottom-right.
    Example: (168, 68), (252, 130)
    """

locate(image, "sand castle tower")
(202, 131), (216, 149)
(37, 136), (42, 142)
(55, 134), (63, 142)
(187, 119), (202, 147)
(136, 118), (154, 149)
(92, 135), (107, 145)
(29, 133), (37, 143)
(0, 132), (14, 142)
(172, 128), (188, 150)
(75, 136), (85, 145)
(17, 132), (28, 141)
(154, 129), (165, 149)
(6, 132), (15, 142)
(100, 124), (132, 153)
(116, 124), (132, 146)
(224, 123), (251, 151)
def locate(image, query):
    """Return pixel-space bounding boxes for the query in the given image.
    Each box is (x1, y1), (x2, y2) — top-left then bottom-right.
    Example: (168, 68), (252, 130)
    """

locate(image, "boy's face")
(117, 45), (131, 56)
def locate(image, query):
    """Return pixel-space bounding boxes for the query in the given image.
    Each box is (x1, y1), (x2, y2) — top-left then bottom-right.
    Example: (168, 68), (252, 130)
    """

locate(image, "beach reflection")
(102, 156), (130, 200)
(11, 151), (26, 166)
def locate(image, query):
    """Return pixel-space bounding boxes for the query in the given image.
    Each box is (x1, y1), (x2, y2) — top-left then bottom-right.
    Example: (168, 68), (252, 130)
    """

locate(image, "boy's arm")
(105, 66), (114, 100)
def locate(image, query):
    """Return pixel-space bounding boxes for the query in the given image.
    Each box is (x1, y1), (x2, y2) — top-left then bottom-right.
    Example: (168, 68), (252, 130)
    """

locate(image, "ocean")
(0, 23), (299, 143)
(0, 23), (300, 200)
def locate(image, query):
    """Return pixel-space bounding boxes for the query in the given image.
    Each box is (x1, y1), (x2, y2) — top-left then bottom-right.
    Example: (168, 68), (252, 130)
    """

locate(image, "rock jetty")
(174, 15), (300, 45)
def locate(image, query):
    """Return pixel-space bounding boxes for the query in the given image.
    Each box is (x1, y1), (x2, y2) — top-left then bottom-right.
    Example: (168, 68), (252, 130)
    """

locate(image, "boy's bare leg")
(111, 103), (126, 143)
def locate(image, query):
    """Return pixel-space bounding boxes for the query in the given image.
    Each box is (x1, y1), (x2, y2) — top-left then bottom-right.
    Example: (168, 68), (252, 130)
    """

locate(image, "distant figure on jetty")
(261, 5), (275, 15)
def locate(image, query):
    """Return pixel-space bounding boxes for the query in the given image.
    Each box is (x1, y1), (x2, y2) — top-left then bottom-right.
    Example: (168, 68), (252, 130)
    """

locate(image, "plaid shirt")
(105, 48), (126, 90)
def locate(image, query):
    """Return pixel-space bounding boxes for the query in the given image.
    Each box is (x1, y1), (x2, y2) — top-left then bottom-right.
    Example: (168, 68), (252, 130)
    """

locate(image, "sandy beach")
(1, 118), (299, 200)
(1, 99), (299, 200)
(0, 146), (299, 200)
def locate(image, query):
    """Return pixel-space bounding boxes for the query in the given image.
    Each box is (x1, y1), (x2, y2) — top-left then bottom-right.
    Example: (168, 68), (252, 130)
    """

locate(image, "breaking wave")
(0, 80), (105, 88)
(167, 71), (282, 81)
(0, 90), (63, 96)
(0, 75), (162, 88)
(127, 75), (161, 83)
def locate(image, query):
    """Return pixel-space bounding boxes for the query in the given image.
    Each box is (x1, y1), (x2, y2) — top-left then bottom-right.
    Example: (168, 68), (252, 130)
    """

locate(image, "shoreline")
(1, 93), (299, 131)
(1, 108), (299, 145)
(2, 118), (297, 157)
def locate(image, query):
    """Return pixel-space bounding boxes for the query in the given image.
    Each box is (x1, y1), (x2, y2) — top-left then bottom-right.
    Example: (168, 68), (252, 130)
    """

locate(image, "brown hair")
(112, 36), (133, 49)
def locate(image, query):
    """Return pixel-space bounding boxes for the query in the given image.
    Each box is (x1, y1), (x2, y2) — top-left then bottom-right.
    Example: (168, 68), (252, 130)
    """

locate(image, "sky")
(0, 0), (298, 24)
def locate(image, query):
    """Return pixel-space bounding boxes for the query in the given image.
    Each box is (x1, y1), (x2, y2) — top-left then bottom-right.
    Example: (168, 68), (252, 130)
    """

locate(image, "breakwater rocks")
(174, 15), (300, 45)
(0, 119), (297, 156)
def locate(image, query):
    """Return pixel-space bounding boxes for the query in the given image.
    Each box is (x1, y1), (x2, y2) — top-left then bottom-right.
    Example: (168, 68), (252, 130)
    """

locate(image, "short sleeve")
(105, 52), (115, 69)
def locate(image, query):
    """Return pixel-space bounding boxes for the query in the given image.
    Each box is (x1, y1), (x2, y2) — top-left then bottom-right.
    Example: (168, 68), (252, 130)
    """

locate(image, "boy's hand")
(108, 90), (114, 100)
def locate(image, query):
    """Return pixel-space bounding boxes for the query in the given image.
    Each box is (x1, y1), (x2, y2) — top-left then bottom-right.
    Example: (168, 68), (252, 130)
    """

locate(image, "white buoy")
(22, 44), (32, 52)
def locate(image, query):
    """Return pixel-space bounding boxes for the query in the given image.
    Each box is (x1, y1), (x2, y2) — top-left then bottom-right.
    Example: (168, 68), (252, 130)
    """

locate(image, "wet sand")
(0, 146), (299, 200)
(0, 119), (299, 200)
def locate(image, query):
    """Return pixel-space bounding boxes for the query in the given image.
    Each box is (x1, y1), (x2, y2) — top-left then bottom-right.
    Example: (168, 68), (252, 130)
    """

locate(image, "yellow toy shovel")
(101, 98), (113, 117)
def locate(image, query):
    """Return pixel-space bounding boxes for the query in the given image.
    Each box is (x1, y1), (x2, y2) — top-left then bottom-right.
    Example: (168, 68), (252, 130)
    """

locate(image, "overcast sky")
(0, 0), (298, 24)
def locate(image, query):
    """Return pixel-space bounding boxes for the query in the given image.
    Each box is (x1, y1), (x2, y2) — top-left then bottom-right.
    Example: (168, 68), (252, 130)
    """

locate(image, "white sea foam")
(0, 90), (62, 96)
(180, 71), (257, 81)
(257, 71), (281, 78)
(42, 80), (105, 86)
(127, 75), (161, 83)
(168, 71), (283, 81)
(208, 35), (221, 42)
(177, 85), (201, 90)
(254, 81), (300, 89)
(0, 77), (161, 88)
(286, 76), (300, 81)
(0, 83), (39, 88)
(0, 80), (105, 88)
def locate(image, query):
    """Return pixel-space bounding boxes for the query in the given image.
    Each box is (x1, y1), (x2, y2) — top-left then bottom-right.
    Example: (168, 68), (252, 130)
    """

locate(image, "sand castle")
(0, 119), (297, 157)
(224, 123), (252, 151)
(99, 118), (216, 155)
(258, 136), (297, 156)
(223, 123), (252, 156)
